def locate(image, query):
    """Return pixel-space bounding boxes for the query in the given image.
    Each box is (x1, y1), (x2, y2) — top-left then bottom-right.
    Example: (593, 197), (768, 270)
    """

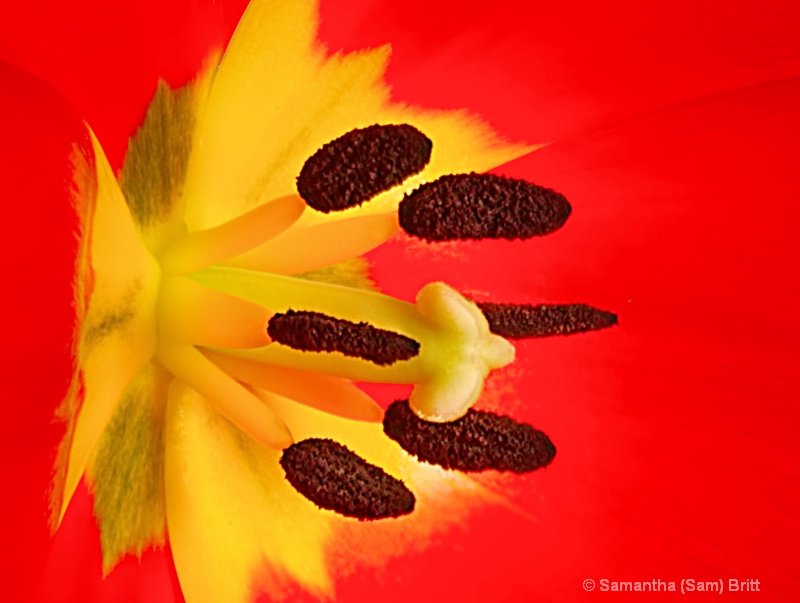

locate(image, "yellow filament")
(158, 344), (293, 450)
(227, 212), (399, 275)
(203, 350), (384, 422)
(159, 194), (306, 274)
(158, 276), (272, 349)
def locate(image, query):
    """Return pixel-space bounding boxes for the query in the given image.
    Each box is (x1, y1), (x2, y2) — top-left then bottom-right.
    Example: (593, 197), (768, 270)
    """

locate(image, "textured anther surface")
(383, 400), (556, 473)
(297, 124), (433, 213)
(280, 438), (416, 520)
(398, 173), (571, 241)
(478, 302), (618, 339)
(267, 310), (420, 366)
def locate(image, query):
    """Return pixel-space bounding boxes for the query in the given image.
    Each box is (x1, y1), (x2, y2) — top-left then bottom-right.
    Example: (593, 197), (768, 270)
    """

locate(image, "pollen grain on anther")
(383, 400), (556, 473)
(297, 123), (432, 213)
(267, 310), (420, 366)
(398, 173), (571, 241)
(280, 438), (415, 520)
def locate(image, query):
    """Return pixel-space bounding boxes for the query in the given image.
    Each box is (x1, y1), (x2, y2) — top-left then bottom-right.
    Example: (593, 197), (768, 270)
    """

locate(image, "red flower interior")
(1, 0), (798, 601)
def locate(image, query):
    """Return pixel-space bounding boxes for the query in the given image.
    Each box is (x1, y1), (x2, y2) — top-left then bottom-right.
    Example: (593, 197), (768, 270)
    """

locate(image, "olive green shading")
(92, 362), (169, 573)
(79, 281), (141, 348)
(119, 81), (196, 229)
(297, 257), (376, 290)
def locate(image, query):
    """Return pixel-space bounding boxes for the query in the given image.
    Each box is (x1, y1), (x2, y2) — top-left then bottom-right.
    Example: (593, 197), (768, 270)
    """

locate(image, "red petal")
(4, 1), (799, 601)
(0, 0), (248, 170)
(367, 38), (800, 603)
(320, 0), (800, 143)
(0, 59), (84, 600)
(32, 484), (184, 603)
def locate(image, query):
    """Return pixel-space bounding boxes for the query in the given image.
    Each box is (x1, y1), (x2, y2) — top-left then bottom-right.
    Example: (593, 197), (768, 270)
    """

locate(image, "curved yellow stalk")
(160, 194), (305, 274)
(204, 350), (383, 422)
(227, 212), (399, 275)
(158, 343), (293, 450)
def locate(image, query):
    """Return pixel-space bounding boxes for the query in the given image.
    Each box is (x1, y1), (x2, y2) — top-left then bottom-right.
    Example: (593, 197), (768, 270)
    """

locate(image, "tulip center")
(134, 124), (532, 519)
(100, 121), (605, 521)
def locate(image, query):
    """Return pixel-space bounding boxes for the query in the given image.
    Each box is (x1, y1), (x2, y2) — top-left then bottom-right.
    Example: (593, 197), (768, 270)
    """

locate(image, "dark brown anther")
(297, 124), (433, 213)
(383, 400), (556, 473)
(478, 302), (618, 339)
(280, 438), (415, 520)
(267, 310), (420, 366)
(398, 172), (571, 241)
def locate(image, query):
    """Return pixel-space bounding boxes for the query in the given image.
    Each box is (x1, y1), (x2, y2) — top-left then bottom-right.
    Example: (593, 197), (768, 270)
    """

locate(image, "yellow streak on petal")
(203, 350), (383, 422)
(227, 212), (398, 275)
(165, 382), (333, 603)
(223, 46), (394, 219)
(59, 131), (159, 523)
(182, 0), (322, 230)
(379, 105), (538, 192)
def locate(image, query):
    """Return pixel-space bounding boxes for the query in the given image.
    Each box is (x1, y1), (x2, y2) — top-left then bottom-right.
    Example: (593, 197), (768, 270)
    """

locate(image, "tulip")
(1, 1), (798, 602)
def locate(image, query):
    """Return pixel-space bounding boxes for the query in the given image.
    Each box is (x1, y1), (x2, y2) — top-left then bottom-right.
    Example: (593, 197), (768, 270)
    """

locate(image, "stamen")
(157, 344), (293, 450)
(297, 124), (433, 213)
(226, 213), (399, 275)
(398, 173), (571, 241)
(267, 310), (421, 366)
(478, 302), (618, 339)
(383, 400), (556, 473)
(202, 350), (384, 422)
(158, 276), (272, 349)
(159, 194), (305, 274)
(280, 438), (415, 520)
